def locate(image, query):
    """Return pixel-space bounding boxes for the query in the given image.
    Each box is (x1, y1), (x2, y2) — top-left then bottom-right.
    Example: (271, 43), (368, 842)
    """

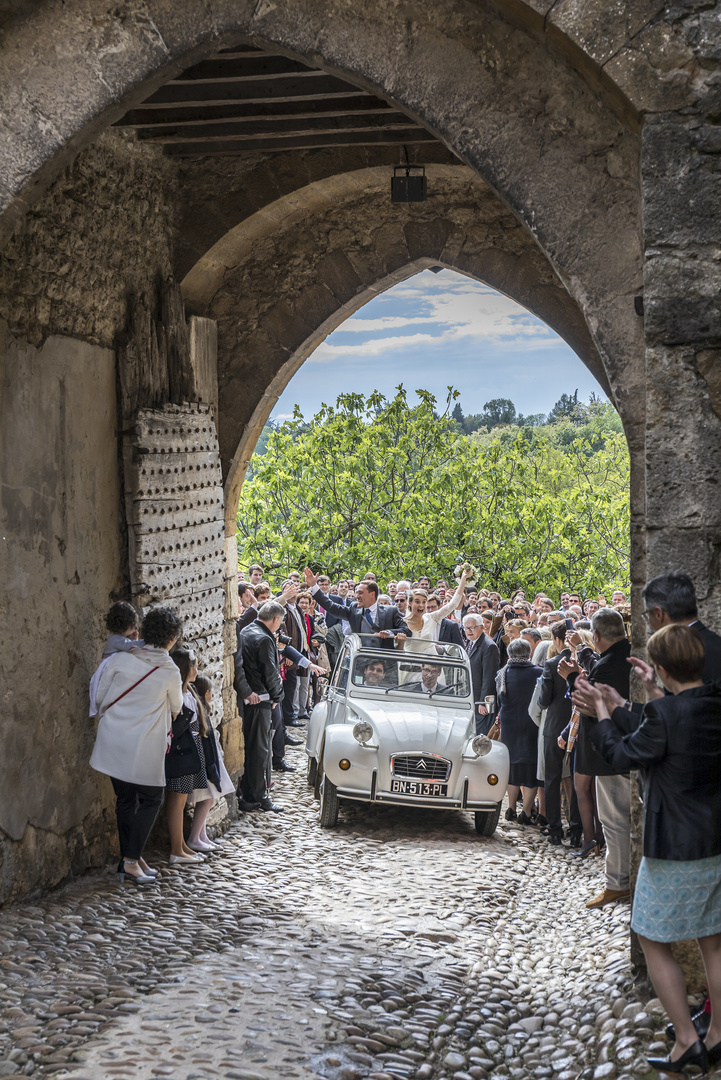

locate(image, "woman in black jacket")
(497, 638), (542, 824)
(575, 625), (721, 1077)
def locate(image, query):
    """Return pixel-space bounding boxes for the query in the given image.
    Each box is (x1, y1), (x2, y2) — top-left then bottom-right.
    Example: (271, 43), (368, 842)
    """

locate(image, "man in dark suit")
(303, 568), (411, 649)
(403, 662), (456, 696)
(462, 614), (500, 734)
(426, 592), (464, 648)
(563, 608), (631, 909)
(641, 570), (721, 685)
(239, 601), (286, 813)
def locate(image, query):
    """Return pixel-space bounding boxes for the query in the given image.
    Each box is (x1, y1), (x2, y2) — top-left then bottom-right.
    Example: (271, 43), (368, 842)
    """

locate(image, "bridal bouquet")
(454, 561), (478, 586)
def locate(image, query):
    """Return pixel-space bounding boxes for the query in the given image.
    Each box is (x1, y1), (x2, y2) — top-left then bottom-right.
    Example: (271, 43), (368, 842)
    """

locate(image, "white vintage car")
(305, 634), (509, 834)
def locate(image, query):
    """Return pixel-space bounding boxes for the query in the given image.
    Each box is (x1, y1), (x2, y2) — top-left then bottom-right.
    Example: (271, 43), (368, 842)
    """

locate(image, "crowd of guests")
(87, 562), (721, 1077)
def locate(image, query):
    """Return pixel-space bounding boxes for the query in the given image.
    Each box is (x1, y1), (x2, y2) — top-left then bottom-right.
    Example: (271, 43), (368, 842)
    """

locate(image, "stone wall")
(0, 321), (123, 903)
(0, 131), (177, 350)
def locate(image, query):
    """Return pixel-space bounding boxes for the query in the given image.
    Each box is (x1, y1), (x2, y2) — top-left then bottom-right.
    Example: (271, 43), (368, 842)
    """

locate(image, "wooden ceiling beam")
(169, 56), (320, 83)
(139, 114), (421, 144)
(140, 75), (368, 108)
(162, 129), (438, 156)
(115, 95), (389, 129)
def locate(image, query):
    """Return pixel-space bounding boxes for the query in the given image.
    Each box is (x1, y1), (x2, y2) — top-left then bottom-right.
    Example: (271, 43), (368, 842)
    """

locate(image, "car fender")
(322, 724), (379, 793)
(305, 699), (328, 761)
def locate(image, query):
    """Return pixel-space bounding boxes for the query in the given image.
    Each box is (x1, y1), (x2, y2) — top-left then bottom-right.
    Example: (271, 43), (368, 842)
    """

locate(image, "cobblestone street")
(0, 766), (699, 1080)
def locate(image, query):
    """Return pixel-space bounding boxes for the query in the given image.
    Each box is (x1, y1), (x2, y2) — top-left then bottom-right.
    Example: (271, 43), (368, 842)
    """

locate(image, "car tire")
(475, 802), (502, 836)
(307, 756), (317, 788)
(319, 772), (340, 828)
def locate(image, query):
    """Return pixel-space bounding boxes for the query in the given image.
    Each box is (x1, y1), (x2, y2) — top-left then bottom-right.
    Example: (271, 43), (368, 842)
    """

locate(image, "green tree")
(237, 388), (630, 597)
(482, 397), (517, 428)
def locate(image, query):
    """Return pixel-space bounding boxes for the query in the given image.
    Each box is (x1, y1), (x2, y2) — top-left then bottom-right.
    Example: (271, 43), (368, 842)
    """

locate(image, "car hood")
(351, 699), (474, 754)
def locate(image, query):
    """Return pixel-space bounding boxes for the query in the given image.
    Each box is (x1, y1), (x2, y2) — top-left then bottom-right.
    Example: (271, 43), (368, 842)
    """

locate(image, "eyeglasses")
(642, 609), (656, 622)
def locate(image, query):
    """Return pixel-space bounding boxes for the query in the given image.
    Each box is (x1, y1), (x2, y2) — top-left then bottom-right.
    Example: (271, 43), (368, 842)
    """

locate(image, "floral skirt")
(631, 853), (721, 943)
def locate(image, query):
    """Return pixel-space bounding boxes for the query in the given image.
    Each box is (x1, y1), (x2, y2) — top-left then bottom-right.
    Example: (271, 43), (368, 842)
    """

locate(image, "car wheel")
(319, 771), (340, 828)
(307, 756), (317, 788)
(475, 802), (502, 836)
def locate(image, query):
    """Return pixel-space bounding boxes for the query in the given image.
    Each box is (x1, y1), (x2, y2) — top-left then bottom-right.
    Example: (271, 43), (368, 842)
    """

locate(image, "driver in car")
(362, 658), (388, 686)
(404, 662), (455, 696)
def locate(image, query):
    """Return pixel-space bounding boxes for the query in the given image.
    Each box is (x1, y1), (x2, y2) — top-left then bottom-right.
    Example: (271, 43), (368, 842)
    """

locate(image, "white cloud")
(306, 270), (557, 363)
(310, 332), (439, 363)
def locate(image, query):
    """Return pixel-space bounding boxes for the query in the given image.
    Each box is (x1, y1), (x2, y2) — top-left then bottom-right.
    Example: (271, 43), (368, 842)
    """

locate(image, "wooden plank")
(189, 317), (218, 411)
(163, 130), (439, 155)
(170, 56), (318, 82)
(139, 113), (419, 144)
(138, 75), (366, 108)
(135, 519), (226, 563)
(115, 95), (388, 128)
(139, 564), (225, 597)
(128, 498), (224, 530)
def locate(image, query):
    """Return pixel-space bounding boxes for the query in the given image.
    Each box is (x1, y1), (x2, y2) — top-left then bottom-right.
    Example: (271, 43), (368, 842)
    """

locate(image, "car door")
(326, 641), (351, 726)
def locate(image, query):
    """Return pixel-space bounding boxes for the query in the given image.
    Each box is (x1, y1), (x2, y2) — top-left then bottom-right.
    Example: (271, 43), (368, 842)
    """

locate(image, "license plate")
(390, 780), (448, 797)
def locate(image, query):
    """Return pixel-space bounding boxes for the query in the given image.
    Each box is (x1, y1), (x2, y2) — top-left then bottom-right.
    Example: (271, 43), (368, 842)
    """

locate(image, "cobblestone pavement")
(0, 764), (706, 1080)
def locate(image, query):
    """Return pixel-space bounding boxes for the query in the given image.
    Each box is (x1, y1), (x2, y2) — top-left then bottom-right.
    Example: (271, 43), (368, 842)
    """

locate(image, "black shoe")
(273, 759), (296, 772)
(259, 797), (284, 812)
(517, 811), (536, 826)
(284, 735), (303, 746)
(297, 713), (311, 721)
(505, 807), (517, 821)
(666, 1007), (711, 1042)
(574, 839), (600, 859)
(546, 833), (562, 846)
(238, 799), (261, 812)
(706, 1037), (721, 1068)
(568, 832), (583, 848)
(647, 1039), (707, 1075)
(285, 718), (305, 728)
(536, 814), (548, 827)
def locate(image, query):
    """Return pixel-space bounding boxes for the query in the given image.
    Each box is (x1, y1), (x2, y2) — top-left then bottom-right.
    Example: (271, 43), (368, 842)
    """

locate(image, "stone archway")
(179, 164), (614, 535)
(0, 0), (719, 903)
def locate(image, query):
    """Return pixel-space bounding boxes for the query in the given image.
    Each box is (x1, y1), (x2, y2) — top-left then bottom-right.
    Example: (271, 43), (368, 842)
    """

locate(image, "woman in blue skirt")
(574, 624), (721, 1077)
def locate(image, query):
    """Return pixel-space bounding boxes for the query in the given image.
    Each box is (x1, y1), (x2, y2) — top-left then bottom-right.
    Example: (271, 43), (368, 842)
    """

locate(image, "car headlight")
(472, 734), (493, 757)
(353, 721), (374, 745)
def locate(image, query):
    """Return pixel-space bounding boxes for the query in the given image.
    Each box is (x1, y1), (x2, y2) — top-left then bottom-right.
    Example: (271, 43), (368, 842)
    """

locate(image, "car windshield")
(351, 653), (470, 698)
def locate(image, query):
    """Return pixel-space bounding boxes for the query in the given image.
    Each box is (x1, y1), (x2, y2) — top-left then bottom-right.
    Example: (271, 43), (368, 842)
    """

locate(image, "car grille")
(390, 753), (451, 781)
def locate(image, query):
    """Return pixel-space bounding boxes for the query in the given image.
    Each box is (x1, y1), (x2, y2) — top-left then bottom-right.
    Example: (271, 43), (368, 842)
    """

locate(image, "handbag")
(165, 705), (202, 780)
(487, 717), (501, 741)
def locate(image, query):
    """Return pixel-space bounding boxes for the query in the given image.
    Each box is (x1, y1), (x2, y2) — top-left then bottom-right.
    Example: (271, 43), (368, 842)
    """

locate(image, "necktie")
(364, 608), (374, 629)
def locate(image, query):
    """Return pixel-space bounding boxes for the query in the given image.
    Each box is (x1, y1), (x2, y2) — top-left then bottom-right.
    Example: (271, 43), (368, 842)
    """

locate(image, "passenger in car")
(403, 662), (456, 696)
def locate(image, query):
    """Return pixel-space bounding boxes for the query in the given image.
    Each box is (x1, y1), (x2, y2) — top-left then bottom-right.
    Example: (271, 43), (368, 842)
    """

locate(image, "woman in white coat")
(90, 607), (183, 884)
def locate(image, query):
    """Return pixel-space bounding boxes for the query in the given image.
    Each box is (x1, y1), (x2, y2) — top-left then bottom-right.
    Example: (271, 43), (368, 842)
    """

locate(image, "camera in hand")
(277, 631), (292, 645)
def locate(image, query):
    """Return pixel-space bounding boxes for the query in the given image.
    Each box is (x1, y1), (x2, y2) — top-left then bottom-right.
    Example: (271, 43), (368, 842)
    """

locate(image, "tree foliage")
(237, 387), (630, 596)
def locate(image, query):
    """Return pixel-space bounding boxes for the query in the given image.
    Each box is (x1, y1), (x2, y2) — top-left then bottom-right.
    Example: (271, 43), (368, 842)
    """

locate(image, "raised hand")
(281, 581), (300, 602)
(303, 567), (320, 588)
(571, 675), (605, 717)
(598, 684), (625, 711)
(628, 656), (663, 699)
(558, 657), (580, 680)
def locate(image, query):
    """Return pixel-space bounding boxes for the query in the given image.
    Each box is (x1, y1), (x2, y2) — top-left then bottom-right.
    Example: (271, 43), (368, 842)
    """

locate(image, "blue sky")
(272, 269), (605, 422)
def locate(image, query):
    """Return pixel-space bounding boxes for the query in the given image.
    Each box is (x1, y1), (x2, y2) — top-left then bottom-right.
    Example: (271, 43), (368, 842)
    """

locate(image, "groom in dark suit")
(304, 568), (411, 649)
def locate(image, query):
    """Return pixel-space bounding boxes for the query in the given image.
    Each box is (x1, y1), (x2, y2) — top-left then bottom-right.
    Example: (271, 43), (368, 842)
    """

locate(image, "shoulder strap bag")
(103, 666), (159, 712)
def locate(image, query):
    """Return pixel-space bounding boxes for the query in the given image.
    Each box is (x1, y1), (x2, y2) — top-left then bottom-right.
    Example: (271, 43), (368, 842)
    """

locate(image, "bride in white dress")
(401, 569), (469, 657)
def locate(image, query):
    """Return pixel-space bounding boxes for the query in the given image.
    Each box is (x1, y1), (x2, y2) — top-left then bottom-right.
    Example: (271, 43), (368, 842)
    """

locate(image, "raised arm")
(431, 571), (468, 622)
